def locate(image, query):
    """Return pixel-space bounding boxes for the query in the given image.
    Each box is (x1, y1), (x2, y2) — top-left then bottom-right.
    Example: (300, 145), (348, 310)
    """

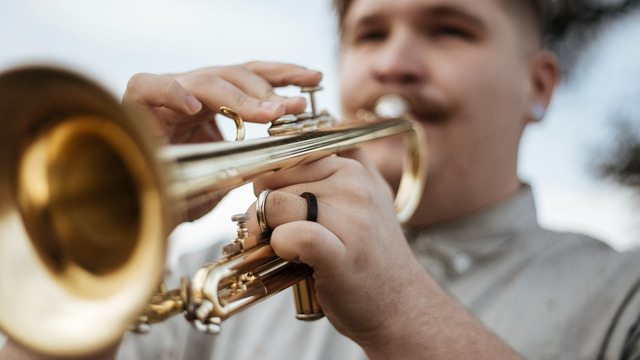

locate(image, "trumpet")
(0, 66), (427, 357)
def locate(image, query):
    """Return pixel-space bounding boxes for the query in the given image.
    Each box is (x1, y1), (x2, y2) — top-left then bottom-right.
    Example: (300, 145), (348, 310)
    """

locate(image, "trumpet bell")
(0, 67), (170, 356)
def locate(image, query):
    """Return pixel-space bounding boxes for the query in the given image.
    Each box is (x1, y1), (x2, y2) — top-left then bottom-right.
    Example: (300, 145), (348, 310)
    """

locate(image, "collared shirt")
(409, 185), (640, 359)
(117, 185), (640, 360)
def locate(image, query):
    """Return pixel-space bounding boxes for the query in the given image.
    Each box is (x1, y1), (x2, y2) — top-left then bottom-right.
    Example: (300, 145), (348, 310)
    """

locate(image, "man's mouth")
(370, 93), (449, 124)
(404, 95), (449, 124)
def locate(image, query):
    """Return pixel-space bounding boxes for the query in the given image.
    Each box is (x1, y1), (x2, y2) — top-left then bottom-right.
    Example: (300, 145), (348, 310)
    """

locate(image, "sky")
(1, 0), (639, 260)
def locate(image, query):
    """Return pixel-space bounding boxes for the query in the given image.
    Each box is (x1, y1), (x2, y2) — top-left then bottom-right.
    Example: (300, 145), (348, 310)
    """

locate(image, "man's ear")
(527, 50), (561, 123)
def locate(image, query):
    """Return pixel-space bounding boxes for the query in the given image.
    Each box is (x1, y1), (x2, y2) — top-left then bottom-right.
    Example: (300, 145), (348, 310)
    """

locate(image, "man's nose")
(371, 29), (425, 85)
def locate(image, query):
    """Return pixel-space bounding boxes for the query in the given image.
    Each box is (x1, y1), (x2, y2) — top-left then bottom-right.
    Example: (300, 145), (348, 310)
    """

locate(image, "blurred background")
(1, 0), (639, 262)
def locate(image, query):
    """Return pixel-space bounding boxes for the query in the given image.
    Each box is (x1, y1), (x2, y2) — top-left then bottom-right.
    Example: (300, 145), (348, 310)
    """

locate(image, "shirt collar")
(408, 184), (540, 277)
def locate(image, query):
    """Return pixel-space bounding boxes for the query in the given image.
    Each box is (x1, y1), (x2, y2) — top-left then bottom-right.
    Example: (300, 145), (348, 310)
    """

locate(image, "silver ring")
(256, 189), (271, 233)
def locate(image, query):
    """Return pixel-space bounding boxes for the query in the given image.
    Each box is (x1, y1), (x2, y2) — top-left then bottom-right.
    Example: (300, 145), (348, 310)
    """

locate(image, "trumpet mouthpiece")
(374, 94), (410, 119)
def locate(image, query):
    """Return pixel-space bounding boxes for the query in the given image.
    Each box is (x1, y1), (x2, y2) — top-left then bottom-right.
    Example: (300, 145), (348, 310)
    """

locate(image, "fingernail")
(290, 96), (306, 106)
(186, 94), (202, 114)
(261, 101), (285, 114)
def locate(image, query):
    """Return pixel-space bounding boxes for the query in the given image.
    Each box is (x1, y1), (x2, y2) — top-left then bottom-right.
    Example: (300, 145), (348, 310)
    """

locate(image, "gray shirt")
(117, 185), (640, 359)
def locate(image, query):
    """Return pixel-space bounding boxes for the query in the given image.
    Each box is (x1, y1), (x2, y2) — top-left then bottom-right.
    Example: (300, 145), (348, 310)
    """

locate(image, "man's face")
(339, 0), (539, 225)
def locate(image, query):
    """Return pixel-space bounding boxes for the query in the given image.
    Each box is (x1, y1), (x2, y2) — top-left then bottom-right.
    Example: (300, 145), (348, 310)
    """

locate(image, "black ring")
(300, 192), (318, 223)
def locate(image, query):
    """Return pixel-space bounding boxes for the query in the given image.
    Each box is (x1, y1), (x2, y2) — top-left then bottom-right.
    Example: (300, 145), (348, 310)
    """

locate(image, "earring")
(531, 102), (546, 120)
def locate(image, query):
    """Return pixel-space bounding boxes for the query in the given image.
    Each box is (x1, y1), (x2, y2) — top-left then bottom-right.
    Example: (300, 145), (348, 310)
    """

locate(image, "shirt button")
(452, 253), (472, 274)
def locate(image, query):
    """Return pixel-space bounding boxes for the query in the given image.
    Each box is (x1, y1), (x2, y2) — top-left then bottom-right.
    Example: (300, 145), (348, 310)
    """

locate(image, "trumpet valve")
(223, 213), (251, 255)
(268, 86), (336, 136)
(300, 85), (323, 117)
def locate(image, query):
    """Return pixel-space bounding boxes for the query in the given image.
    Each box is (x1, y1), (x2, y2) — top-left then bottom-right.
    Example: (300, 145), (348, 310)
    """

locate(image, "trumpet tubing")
(0, 66), (427, 357)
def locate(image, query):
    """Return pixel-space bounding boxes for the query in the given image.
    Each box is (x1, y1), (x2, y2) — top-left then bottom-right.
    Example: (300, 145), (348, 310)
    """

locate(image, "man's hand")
(247, 149), (522, 359)
(122, 62), (322, 144)
(249, 149), (420, 340)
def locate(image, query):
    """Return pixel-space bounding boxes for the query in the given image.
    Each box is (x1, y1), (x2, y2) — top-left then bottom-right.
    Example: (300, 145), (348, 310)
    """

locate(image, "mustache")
(367, 92), (449, 122)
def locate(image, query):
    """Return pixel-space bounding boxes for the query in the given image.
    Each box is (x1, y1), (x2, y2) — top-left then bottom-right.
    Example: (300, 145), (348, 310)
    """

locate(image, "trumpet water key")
(0, 66), (427, 357)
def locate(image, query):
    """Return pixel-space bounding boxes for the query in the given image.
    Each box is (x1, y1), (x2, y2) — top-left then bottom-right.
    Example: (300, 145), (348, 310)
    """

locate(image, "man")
(2, 0), (639, 359)
(118, 0), (640, 358)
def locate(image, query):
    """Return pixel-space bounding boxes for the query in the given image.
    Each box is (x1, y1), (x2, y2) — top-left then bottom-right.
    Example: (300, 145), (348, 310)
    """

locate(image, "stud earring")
(531, 102), (546, 120)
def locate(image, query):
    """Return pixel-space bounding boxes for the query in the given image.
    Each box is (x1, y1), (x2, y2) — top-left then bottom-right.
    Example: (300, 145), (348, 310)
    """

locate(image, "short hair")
(599, 123), (640, 190)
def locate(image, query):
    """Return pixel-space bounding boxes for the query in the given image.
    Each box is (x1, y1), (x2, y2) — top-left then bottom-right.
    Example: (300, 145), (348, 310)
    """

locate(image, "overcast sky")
(1, 0), (639, 256)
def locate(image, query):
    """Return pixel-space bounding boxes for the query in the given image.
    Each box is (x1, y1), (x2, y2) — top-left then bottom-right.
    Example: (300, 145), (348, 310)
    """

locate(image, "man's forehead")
(344, 0), (504, 26)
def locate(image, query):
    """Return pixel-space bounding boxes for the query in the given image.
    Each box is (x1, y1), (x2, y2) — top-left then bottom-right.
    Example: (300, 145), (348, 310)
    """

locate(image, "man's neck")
(406, 174), (522, 229)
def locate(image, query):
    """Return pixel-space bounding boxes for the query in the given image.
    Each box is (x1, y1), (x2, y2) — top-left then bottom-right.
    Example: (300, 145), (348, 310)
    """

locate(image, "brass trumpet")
(0, 66), (427, 357)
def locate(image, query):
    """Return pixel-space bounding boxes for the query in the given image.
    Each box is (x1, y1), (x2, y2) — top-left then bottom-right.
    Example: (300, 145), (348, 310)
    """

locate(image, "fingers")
(253, 150), (390, 199)
(244, 190), (349, 272)
(178, 67), (285, 121)
(124, 73), (203, 115)
(245, 62), (322, 116)
(246, 190), (319, 234)
(252, 156), (340, 196)
(244, 61), (323, 88)
(125, 62), (323, 125)
(209, 62), (320, 114)
(337, 148), (392, 191)
(177, 62), (322, 123)
(250, 153), (392, 242)
(245, 189), (347, 273)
